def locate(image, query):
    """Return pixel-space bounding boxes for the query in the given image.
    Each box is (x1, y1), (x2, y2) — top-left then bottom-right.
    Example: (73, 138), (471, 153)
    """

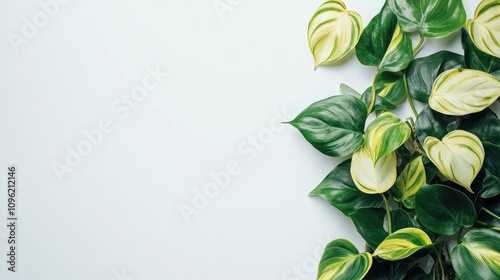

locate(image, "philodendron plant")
(288, 0), (500, 279)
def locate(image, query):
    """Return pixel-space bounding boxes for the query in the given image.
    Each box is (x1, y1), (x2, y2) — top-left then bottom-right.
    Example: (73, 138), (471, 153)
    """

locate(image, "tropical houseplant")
(288, 0), (500, 279)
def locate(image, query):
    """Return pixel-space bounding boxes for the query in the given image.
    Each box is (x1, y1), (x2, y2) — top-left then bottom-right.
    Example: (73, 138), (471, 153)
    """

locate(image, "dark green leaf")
(351, 208), (388, 249)
(422, 157), (439, 184)
(415, 106), (458, 144)
(390, 209), (415, 233)
(365, 260), (413, 280)
(356, 3), (413, 72)
(480, 143), (500, 198)
(462, 28), (500, 79)
(415, 184), (477, 235)
(460, 108), (500, 146)
(388, 0), (466, 38)
(478, 197), (500, 229)
(310, 159), (383, 216)
(452, 229), (500, 280)
(289, 95), (367, 157)
(406, 51), (464, 103)
(404, 267), (433, 280)
(407, 211), (439, 241)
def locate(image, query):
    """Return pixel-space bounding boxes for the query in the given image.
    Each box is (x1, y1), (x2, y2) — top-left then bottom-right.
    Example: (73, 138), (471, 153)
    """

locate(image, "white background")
(0, 0), (487, 279)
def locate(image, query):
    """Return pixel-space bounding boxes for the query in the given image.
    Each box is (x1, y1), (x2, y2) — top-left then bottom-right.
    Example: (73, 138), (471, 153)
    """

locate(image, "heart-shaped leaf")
(374, 71), (406, 105)
(289, 95), (367, 157)
(388, 0), (466, 38)
(406, 51), (464, 103)
(365, 112), (411, 164)
(308, 0), (362, 68)
(423, 130), (485, 192)
(452, 229), (500, 280)
(356, 2), (413, 72)
(361, 87), (397, 113)
(351, 208), (388, 249)
(373, 228), (432, 261)
(429, 69), (500, 116)
(351, 146), (397, 194)
(407, 210), (439, 242)
(317, 239), (372, 280)
(462, 28), (500, 79)
(310, 159), (383, 216)
(392, 156), (426, 208)
(415, 184), (477, 235)
(466, 0), (500, 59)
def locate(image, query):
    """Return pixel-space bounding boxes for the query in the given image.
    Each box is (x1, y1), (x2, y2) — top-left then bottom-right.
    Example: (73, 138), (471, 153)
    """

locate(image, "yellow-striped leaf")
(351, 145), (397, 194)
(393, 156), (426, 208)
(466, 0), (500, 58)
(452, 229), (500, 280)
(365, 112), (411, 164)
(373, 228), (432, 261)
(308, 0), (362, 68)
(423, 130), (485, 193)
(429, 69), (500, 116)
(355, 3), (413, 72)
(317, 239), (372, 280)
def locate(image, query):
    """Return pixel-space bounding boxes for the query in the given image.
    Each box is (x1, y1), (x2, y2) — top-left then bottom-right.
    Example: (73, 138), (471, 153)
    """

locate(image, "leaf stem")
(436, 250), (445, 280)
(413, 33), (425, 55)
(382, 193), (392, 235)
(367, 69), (381, 114)
(403, 72), (418, 118)
(457, 227), (463, 244)
(482, 207), (500, 220)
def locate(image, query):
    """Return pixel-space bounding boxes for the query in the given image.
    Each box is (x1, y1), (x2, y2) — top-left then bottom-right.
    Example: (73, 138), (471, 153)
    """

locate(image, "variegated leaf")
(452, 229), (500, 280)
(388, 0), (466, 38)
(365, 112), (411, 164)
(374, 71), (406, 105)
(373, 228), (432, 261)
(393, 156), (426, 208)
(466, 0), (500, 58)
(423, 130), (485, 193)
(429, 69), (500, 116)
(356, 3), (413, 72)
(351, 145), (397, 194)
(317, 239), (372, 280)
(308, 0), (362, 68)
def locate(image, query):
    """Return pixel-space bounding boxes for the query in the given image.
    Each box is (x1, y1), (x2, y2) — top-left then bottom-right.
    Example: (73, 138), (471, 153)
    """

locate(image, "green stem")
(403, 72), (418, 118)
(382, 193), (392, 235)
(482, 207), (500, 220)
(437, 250), (445, 280)
(413, 33), (425, 55)
(367, 69), (381, 114)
